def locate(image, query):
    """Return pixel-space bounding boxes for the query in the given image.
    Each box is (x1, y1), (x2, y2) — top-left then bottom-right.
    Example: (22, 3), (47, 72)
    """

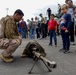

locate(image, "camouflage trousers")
(0, 38), (21, 57)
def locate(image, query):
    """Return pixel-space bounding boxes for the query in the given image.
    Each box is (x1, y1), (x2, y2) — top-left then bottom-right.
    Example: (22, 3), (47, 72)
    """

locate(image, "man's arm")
(5, 19), (20, 39)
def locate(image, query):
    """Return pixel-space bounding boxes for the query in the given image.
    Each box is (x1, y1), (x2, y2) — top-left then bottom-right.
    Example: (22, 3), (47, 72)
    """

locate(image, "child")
(59, 4), (71, 53)
(74, 7), (76, 36)
(48, 14), (57, 46)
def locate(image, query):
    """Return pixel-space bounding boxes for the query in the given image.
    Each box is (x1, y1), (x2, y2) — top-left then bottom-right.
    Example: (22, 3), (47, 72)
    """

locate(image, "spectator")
(65, 0), (76, 45)
(39, 13), (46, 39)
(47, 8), (51, 20)
(20, 19), (27, 38)
(74, 7), (76, 36)
(48, 14), (57, 46)
(59, 4), (71, 53)
(29, 18), (35, 39)
(58, 4), (61, 14)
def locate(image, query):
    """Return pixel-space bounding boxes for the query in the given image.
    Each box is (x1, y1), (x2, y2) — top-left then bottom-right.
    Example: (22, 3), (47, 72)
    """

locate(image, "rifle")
(28, 47), (56, 74)
(21, 40), (57, 74)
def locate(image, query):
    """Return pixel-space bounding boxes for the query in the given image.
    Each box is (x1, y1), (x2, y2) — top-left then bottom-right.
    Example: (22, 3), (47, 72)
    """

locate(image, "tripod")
(28, 56), (52, 74)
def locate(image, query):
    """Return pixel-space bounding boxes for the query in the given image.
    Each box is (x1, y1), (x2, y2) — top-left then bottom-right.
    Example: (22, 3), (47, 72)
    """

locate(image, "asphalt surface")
(0, 36), (76, 75)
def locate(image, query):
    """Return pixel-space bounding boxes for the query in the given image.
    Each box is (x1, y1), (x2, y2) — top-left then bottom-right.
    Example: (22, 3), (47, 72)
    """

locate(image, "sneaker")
(63, 50), (70, 54)
(70, 42), (75, 45)
(49, 43), (52, 46)
(0, 54), (14, 63)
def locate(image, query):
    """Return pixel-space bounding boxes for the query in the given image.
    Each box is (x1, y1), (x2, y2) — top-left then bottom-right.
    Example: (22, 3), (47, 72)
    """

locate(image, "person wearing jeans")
(49, 30), (57, 46)
(48, 14), (57, 46)
(59, 4), (71, 53)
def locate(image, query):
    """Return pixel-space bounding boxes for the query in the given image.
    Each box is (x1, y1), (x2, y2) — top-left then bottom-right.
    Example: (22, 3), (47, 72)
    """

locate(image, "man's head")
(31, 18), (33, 21)
(65, 0), (72, 3)
(65, 0), (73, 7)
(61, 4), (68, 14)
(39, 13), (42, 17)
(35, 16), (38, 20)
(13, 9), (24, 22)
(67, 0), (73, 7)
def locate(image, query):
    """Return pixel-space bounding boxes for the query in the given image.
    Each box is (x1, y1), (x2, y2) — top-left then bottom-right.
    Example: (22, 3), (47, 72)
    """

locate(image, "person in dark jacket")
(59, 4), (71, 53)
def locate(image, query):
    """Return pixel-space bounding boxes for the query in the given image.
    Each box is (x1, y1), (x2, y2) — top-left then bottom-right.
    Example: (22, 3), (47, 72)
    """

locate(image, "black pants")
(70, 22), (74, 42)
(75, 26), (76, 36)
(61, 30), (70, 50)
(41, 24), (45, 38)
(36, 28), (40, 39)
(48, 14), (50, 20)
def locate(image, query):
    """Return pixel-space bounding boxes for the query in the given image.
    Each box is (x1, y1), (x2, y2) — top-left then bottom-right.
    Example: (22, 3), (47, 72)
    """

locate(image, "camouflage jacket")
(4, 16), (20, 39)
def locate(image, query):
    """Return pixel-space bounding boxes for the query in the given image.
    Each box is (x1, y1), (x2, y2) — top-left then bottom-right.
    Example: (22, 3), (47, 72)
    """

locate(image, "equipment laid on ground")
(21, 40), (57, 74)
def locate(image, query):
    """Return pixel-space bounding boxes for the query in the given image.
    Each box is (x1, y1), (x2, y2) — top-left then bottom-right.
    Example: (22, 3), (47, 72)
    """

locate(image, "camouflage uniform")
(0, 16), (22, 58)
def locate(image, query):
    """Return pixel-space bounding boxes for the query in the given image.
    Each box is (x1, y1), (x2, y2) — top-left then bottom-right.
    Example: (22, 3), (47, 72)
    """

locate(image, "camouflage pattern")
(4, 16), (20, 39)
(22, 40), (46, 58)
(0, 15), (22, 57)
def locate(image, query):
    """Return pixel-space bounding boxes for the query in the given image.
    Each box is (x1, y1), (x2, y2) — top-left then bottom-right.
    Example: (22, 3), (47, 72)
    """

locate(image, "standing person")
(37, 18), (41, 38)
(48, 14), (57, 46)
(74, 7), (76, 36)
(29, 18), (35, 39)
(58, 4), (61, 14)
(65, 0), (75, 45)
(47, 8), (51, 20)
(59, 4), (71, 53)
(35, 17), (40, 39)
(39, 13), (45, 39)
(44, 17), (48, 38)
(0, 9), (24, 62)
(20, 18), (27, 38)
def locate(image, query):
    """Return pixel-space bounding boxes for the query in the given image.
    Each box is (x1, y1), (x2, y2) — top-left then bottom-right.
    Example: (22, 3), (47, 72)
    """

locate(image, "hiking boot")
(0, 54), (14, 63)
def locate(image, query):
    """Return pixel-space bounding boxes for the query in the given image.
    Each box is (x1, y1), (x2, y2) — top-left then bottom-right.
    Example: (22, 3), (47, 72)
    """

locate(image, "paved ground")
(0, 36), (76, 75)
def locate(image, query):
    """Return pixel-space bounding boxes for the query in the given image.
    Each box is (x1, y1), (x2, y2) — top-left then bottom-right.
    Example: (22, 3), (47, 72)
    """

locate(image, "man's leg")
(49, 30), (53, 45)
(53, 31), (57, 46)
(1, 39), (21, 62)
(59, 31), (66, 52)
(70, 22), (75, 45)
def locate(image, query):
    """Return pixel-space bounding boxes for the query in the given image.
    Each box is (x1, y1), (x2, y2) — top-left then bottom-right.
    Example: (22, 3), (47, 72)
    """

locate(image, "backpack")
(0, 15), (10, 38)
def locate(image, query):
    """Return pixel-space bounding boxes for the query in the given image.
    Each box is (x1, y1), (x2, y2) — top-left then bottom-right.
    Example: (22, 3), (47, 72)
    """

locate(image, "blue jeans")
(30, 29), (35, 39)
(61, 30), (70, 50)
(49, 30), (57, 45)
(21, 28), (27, 38)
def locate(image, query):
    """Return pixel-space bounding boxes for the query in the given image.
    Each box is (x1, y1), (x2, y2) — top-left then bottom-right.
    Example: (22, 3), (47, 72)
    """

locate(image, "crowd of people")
(18, 0), (76, 54)
(0, 0), (76, 63)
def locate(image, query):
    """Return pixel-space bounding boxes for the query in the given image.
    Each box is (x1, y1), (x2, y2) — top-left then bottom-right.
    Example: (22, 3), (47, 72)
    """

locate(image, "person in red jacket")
(48, 14), (57, 46)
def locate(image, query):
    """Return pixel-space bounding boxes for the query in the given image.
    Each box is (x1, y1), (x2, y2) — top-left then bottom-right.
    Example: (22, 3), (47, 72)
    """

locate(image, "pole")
(6, 8), (9, 15)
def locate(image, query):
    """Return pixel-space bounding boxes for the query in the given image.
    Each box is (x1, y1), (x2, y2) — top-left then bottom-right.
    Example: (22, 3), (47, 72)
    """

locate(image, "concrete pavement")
(0, 36), (76, 75)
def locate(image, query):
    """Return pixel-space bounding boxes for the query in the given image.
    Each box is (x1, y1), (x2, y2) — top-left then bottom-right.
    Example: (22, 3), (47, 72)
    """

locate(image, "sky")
(0, 0), (76, 22)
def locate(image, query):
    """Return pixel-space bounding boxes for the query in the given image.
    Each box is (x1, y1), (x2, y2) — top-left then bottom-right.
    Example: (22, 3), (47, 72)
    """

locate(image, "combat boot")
(0, 54), (14, 63)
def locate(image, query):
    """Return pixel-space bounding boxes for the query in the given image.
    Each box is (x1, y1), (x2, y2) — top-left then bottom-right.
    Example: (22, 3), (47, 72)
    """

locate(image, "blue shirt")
(60, 13), (71, 31)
